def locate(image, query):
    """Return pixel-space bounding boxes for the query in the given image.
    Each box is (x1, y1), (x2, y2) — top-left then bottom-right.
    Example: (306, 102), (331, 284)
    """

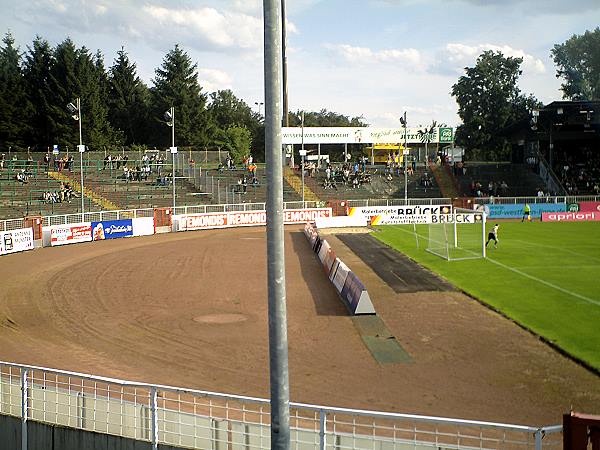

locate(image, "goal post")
(426, 207), (487, 261)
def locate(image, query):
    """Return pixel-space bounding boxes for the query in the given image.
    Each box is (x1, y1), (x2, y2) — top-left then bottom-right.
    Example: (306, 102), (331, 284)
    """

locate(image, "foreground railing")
(0, 361), (561, 450)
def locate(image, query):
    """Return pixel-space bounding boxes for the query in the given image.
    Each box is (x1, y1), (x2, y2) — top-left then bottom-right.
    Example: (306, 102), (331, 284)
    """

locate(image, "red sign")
(542, 211), (600, 222)
(179, 208), (332, 231)
(578, 201), (600, 212)
(51, 223), (92, 246)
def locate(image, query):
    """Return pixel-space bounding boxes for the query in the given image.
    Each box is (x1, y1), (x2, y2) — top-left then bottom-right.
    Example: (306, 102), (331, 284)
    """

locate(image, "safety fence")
(2, 195), (600, 233)
(0, 361), (562, 450)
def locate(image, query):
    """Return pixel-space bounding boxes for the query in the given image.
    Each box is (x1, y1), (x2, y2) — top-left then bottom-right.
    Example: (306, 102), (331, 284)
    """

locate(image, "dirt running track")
(0, 226), (598, 426)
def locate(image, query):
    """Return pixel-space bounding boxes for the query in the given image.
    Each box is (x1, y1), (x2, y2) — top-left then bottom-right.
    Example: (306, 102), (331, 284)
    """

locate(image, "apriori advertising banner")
(178, 208), (333, 231)
(0, 228), (34, 256)
(50, 223), (92, 246)
(482, 203), (565, 219)
(542, 211), (600, 222)
(91, 219), (134, 240)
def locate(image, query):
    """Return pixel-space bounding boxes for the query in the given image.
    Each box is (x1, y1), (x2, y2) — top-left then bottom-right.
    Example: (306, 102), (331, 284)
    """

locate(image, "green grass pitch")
(373, 221), (600, 372)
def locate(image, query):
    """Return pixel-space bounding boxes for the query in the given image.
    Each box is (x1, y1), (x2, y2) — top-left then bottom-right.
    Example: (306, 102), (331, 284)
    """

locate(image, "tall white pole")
(78, 97), (85, 215)
(171, 107), (176, 212)
(301, 111), (305, 205)
(403, 111), (408, 202)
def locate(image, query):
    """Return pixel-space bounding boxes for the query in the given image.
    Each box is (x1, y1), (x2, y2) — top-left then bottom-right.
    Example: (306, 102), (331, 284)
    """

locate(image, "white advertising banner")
(49, 223), (92, 246)
(347, 204), (456, 225)
(177, 208), (333, 232)
(0, 228), (34, 255)
(371, 212), (481, 225)
(281, 127), (454, 145)
(314, 215), (368, 229)
(132, 217), (155, 237)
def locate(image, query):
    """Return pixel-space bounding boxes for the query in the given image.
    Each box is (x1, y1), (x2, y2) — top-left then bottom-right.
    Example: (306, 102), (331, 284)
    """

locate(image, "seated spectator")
(16, 169), (28, 184)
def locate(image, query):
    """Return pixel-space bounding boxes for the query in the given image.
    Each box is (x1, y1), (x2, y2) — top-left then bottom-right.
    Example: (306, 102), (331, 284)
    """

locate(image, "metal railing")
(0, 361), (562, 450)
(2, 194), (598, 232)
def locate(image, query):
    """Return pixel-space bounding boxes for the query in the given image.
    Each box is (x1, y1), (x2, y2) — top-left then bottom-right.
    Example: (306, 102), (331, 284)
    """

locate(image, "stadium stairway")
(429, 162), (459, 198)
(48, 171), (120, 211)
(283, 168), (320, 202)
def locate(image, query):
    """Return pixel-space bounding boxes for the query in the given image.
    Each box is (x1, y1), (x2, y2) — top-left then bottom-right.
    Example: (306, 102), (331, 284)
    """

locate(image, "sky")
(1, 0), (599, 128)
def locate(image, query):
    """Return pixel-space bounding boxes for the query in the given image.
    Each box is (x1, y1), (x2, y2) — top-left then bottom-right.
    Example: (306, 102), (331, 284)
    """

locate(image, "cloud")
(455, 0), (600, 15)
(324, 43), (425, 71)
(143, 5), (262, 50)
(438, 43), (546, 75)
(13, 1), (265, 54)
(198, 68), (233, 93)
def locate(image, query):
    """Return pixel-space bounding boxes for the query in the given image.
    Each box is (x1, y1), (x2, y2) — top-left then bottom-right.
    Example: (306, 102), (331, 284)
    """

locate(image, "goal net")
(426, 207), (486, 260)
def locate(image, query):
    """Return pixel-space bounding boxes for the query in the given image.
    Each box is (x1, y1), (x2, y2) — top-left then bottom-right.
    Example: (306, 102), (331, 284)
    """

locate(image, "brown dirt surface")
(0, 225), (598, 427)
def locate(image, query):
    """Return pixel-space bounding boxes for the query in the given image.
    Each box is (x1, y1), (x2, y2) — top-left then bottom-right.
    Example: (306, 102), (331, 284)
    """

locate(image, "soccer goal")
(426, 207), (487, 260)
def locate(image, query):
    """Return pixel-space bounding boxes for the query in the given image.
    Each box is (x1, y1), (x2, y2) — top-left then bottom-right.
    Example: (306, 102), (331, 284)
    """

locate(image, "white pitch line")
(486, 257), (600, 307)
(512, 239), (600, 263)
(381, 225), (600, 307)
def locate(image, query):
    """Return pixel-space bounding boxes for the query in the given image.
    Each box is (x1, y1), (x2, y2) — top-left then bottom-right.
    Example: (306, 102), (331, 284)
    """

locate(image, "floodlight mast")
(68, 97), (85, 214)
(264, 0), (290, 448)
(165, 107), (176, 211)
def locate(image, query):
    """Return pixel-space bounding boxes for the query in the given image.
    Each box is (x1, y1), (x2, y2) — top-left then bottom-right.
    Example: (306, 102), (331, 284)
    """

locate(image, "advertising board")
(542, 211), (600, 222)
(350, 205), (452, 225)
(132, 217), (155, 237)
(178, 208), (332, 231)
(50, 223), (92, 246)
(371, 211), (482, 225)
(91, 219), (134, 240)
(0, 228), (34, 256)
(578, 201), (600, 213)
(482, 203), (565, 219)
(314, 215), (368, 228)
(340, 271), (376, 315)
(331, 259), (350, 293)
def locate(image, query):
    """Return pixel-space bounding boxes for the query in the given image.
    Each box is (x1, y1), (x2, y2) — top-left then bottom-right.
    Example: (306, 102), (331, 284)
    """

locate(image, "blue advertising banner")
(483, 203), (566, 219)
(91, 219), (134, 240)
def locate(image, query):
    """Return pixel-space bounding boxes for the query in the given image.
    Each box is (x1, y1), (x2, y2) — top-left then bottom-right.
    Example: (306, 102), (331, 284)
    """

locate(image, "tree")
(551, 27), (600, 100)
(150, 45), (210, 147)
(0, 32), (32, 150)
(207, 89), (264, 157)
(451, 50), (536, 160)
(215, 125), (252, 163)
(23, 36), (54, 150)
(83, 49), (121, 149)
(108, 48), (150, 146)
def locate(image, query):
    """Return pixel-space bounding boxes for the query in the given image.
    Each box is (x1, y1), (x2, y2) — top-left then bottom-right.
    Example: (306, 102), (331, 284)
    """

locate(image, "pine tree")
(23, 36), (54, 150)
(150, 45), (209, 147)
(82, 49), (120, 149)
(108, 48), (150, 146)
(47, 38), (80, 150)
(47, 39), (119, 151)
(0, 32), (33, 150)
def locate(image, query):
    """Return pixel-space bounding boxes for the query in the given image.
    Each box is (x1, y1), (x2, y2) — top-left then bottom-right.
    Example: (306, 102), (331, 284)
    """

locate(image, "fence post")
(151, 387), (158, 450)
(21, 368), (28, 450)
(319, 409), (326, 450)
(534, 428), (543, 450)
